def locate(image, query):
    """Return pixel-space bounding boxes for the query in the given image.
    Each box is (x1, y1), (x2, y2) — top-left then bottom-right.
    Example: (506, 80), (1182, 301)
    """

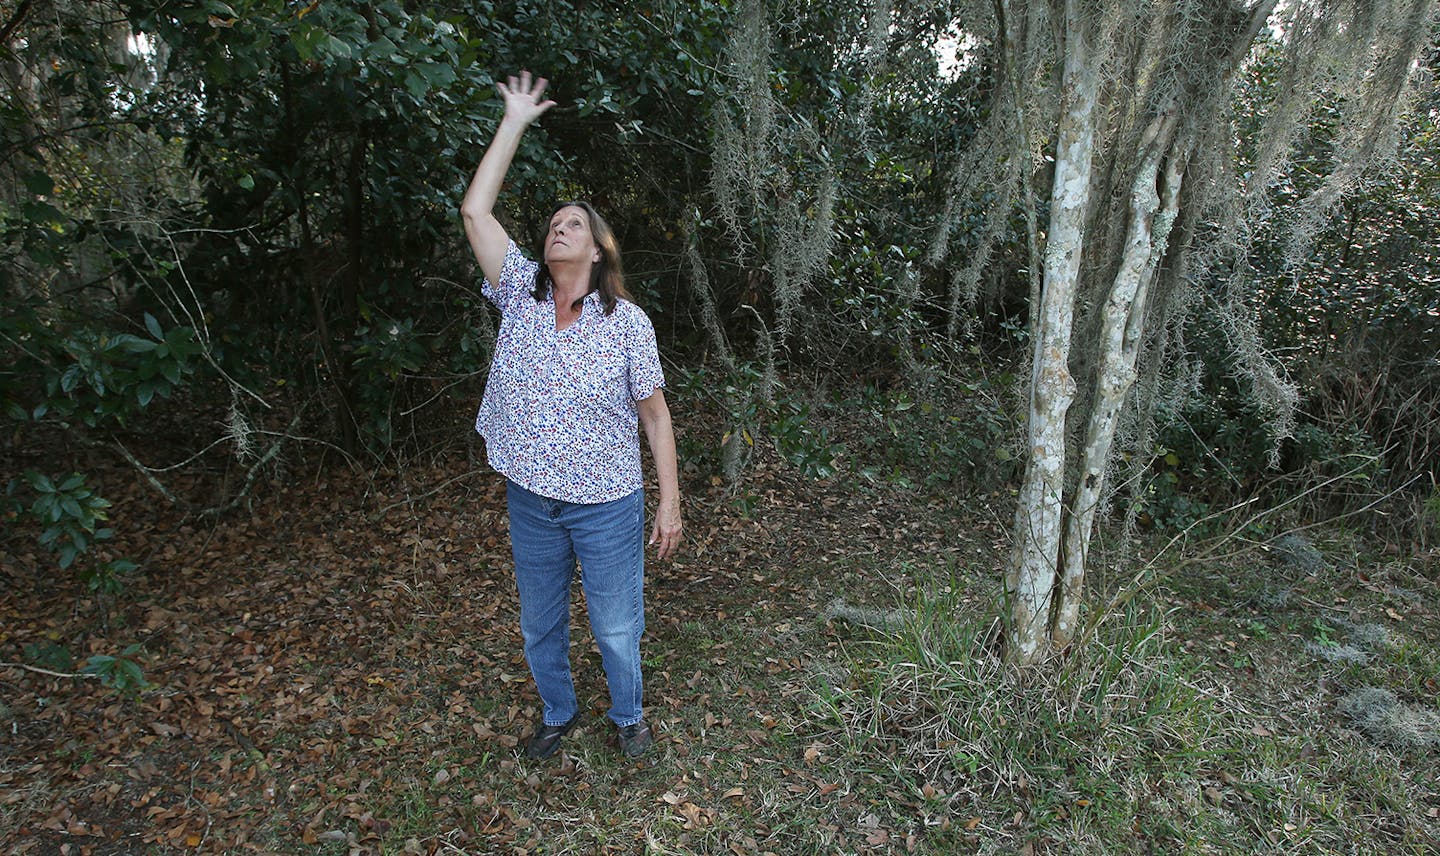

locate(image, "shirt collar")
(547, 288), (602, 308)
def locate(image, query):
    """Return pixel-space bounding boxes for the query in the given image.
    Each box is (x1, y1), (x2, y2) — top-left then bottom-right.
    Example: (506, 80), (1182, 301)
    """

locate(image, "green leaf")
(144, 312), (164, 340)
(21, 200), (65, 225)
(23, 171), (55, 196)
(83, 655), (115, 672)
(417, 62), (456, 88)
(60, 365), (81, 393)
(404, 69), (428, 101)
(119, 659), (148, 688)
(238, 173), (255, 190)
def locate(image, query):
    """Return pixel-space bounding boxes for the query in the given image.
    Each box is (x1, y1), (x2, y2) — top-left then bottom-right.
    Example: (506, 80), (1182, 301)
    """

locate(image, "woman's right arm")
(461, 71), (556, 287)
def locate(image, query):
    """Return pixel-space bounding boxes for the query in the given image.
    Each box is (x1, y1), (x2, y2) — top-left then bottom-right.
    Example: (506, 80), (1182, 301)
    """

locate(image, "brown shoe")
(616, 719), (653, 758)
(524, 712), (580, 760)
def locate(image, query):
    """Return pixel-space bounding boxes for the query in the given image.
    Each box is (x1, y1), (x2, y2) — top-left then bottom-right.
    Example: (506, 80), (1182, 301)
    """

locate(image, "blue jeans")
(506, 480), (646, 728)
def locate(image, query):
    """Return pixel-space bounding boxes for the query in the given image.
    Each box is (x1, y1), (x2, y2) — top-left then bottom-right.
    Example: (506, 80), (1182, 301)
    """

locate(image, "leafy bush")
(1, 306), (201, 429)
(829, 376), (1019, 494)
(81, 643), (151, 694)
(22, 641), (150, 694)
(769, 397), (843, 480)
(20, 472), (115, 571)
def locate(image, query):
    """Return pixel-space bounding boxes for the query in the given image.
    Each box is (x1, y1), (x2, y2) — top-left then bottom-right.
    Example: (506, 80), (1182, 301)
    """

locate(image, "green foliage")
(675, 363), (846, 483)
(1, 302), (202, 429)
(350, 315), (430, 451)
(1167, 37), (1440, 533)
(1424, 485), (1440, 533)
(768, 398), (843, 480)
(21, 472), (114, 571)
(21, 639), (150, 694)
(86, 558), (139, 597)
(1311, 618), (1339, 649)
(835, 378), (1018, 493)
(81, 643), (151, 693)
(8, 471), (139, 600)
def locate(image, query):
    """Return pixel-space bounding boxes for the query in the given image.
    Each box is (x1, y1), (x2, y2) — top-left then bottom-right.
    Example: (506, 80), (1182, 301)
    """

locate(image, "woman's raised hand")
(497, 71), (556, 128)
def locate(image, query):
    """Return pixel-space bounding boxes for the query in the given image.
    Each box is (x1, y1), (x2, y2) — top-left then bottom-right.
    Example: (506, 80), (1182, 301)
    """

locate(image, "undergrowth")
(812, 564), (1440, 854)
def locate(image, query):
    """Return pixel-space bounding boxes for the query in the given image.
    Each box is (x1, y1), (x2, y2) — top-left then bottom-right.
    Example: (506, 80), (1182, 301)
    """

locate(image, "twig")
(118, 435), (231, 474)
(113, 440), (197, 509)
(399, 372), (484, 417)
(0, 662), (98, 680)
(0, 0), (34, 43)
(368, 468), (491, 521)
(198, 412), (304, 519)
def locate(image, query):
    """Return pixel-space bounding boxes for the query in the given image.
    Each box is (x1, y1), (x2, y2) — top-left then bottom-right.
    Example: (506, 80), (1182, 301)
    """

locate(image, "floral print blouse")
(475, 242), (665, 503)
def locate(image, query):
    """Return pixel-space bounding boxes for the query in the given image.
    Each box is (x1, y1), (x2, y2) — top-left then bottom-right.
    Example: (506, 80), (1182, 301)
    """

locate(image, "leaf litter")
(1, 434), (990, 854)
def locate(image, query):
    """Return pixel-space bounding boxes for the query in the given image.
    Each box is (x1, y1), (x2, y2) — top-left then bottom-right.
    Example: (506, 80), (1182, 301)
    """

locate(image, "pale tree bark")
(1005, 0), (1097, 665)
(1052, 114), (1183, 647)
(1005, 0), (1290, 663)
(1046, 0), (1278, 651)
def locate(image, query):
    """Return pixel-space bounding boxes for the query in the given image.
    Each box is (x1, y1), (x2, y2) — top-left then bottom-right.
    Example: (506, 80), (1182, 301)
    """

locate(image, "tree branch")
(198, 412), (305, 520)
(0, 662), (99, 680)
(0, 0), (34, 44)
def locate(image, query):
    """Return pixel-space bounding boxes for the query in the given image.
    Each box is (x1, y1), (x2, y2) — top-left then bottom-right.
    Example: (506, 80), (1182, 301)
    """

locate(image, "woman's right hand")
(497, 71), (556, 128)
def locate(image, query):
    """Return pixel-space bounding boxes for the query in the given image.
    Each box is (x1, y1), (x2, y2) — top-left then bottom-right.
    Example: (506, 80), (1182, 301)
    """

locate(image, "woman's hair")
(532, 200), (632, 315)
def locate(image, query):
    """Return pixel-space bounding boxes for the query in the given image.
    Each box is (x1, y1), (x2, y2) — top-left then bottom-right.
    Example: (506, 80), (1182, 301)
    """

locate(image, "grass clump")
(807, 550), (1440, 855)
(818, 580), (1225, 853)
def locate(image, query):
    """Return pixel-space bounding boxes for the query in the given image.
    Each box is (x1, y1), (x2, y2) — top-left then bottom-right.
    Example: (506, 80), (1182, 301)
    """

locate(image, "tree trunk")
(1005, 0), (1097, 665)
(281, 55), (358, 455)
(1053, 116), (1183, 647)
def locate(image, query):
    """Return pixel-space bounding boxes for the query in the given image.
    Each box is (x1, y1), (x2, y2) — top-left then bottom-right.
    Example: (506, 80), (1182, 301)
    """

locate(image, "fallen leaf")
(677, 801), (704, 830)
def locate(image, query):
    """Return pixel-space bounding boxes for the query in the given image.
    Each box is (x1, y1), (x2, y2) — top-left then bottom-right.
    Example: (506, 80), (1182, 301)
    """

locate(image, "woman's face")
(544, 205), (601, 267)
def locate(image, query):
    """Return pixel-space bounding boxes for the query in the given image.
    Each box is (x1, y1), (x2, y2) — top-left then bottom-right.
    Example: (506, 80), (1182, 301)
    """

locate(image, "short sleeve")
(481, 241), (540, 315)
(625, 305), (665, 401)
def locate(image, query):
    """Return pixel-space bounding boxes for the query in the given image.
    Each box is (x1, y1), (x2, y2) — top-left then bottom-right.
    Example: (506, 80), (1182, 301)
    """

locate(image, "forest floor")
(3, 417), (1439, 855)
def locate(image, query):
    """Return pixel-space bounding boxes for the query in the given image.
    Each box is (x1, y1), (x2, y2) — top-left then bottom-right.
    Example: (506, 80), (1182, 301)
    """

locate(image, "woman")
(461, 71), (682, 760)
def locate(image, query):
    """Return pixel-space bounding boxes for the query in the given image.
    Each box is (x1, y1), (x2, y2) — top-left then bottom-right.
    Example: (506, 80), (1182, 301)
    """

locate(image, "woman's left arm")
(638, 390), (683, 560)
